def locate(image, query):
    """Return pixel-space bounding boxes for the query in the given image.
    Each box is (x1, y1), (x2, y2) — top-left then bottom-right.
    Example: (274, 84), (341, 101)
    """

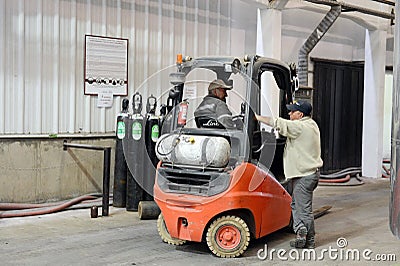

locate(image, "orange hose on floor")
(0, 195), (97, 218)
(319, 174), (351, 183)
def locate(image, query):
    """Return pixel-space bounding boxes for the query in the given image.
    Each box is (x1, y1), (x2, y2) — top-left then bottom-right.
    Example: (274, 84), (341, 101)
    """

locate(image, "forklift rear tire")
(206, 215), (250, 258)
(157, 213), (186, 246)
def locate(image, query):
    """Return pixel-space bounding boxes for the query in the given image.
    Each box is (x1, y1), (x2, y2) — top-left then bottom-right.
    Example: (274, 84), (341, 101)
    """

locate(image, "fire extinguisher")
(177, 99), (188, 127)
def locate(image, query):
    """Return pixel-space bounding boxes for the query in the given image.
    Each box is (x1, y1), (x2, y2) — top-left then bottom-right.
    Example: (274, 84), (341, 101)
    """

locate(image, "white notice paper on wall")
(97, 91), (114, 108)
(183, 84), (197, 100)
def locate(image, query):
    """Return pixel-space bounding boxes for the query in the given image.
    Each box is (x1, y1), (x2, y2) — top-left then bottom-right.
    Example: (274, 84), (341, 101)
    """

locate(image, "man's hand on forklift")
(255, 114), (275, 127)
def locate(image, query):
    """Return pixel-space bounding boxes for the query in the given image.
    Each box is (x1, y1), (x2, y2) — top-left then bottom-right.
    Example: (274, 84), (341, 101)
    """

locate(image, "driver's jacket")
(274, 116), (323, 179)
(194, 95), (235, 129)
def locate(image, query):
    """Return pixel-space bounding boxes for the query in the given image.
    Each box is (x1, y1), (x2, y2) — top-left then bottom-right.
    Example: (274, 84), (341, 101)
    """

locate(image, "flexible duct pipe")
(298, 5), (341, 85)
(390, 1), (400, 239)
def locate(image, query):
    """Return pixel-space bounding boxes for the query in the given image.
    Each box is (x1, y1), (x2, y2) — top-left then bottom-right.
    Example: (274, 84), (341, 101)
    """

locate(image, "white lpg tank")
(155, 133), (230, 168)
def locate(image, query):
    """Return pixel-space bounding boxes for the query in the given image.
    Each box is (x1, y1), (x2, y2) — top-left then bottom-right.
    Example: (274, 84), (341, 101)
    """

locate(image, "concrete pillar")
(362, 29), (386, 178)
(256, 8), (281, 120)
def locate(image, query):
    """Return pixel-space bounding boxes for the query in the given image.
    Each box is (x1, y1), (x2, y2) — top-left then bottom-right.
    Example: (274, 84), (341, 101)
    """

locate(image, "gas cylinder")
(126, 92), (144, 211)
(113, 98), (129, 208)
(160, 99), (174, 134)
(145, 95), (160, 167)
(143, 95), (160, 200)
(159, 104), (167, 132)
(156, 134), (231, 168)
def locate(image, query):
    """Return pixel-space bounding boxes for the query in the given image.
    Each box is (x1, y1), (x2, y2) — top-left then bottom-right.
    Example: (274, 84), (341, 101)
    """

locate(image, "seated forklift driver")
(194, 79), (235, 129)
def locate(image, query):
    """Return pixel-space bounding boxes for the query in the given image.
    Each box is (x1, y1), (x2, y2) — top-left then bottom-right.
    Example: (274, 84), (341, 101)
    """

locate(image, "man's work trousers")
(291, 171), (320, 237)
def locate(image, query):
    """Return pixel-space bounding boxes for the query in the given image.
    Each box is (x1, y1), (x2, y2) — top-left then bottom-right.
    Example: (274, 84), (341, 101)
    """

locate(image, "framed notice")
(84, 35), (128, 96)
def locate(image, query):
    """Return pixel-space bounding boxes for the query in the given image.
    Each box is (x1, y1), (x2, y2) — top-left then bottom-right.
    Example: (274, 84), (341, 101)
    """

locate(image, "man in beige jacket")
(256, 100), (323, 249)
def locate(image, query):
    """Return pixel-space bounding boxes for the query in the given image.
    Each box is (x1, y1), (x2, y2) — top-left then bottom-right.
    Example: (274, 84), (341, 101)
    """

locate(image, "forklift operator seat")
(195, 116), (225, 129)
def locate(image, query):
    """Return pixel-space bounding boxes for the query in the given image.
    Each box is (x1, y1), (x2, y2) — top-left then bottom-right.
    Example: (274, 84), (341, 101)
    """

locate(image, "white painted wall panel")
(5, 0), (25, 134)
(0, 0), (5, 133)
(24, 0), (42, 134)
(0, 0), (249, 135)
(42, 0), (60, 134)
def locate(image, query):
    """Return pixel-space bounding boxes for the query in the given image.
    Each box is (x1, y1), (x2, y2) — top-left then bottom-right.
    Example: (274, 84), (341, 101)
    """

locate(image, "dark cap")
(286, 100), (312, 116)
(208, 79), (232, 91)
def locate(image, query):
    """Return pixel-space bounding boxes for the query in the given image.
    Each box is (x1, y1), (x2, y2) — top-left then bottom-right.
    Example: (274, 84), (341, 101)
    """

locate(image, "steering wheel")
(232, 114), (244, 129)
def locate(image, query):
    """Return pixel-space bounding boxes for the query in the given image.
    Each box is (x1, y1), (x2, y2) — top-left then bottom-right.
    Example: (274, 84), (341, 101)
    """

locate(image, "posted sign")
(84, 35), (128, 96)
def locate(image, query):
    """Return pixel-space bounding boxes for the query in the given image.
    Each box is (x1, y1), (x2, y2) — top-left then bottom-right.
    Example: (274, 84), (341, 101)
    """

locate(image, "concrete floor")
(1, 177), (399, 266)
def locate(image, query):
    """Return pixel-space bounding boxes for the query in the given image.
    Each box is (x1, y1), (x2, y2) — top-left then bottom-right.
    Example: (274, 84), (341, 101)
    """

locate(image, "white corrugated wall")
(0, 0), (255, 135)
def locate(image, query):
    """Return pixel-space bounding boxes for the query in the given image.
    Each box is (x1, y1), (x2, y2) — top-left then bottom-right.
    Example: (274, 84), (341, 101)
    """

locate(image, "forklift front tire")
(157, 213), (186, 246)
(206, 215), (250, 258)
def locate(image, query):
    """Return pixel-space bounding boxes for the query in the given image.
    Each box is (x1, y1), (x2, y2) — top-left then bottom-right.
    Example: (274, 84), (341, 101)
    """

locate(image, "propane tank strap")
(170, 138), (178, 163)
(200, 138), (210, 166)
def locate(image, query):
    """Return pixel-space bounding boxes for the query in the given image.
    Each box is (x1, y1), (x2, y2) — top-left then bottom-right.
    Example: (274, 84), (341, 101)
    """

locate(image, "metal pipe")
(371, 0), (395, 6)
(298, 0), (395, 85)
(304, 0), (395, 20)
(63, 140), (112, 216)
(390, 0), (400, 239)
(63, 141), (107, 151)
(341, 3), (394, 20)
(102, 147), (111, 216)
(298, 5), (341, 85)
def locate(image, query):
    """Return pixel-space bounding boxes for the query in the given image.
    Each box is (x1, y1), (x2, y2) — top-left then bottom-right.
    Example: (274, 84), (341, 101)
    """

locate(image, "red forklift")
(153, 54), (298, 257)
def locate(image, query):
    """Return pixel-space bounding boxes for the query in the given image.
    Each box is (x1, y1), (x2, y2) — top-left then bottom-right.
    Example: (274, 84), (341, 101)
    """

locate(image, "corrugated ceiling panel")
(0, 0), (249, 135)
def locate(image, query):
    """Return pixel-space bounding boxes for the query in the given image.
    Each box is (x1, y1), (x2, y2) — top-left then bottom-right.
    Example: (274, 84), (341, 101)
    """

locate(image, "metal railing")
(63, 140), (111, 216)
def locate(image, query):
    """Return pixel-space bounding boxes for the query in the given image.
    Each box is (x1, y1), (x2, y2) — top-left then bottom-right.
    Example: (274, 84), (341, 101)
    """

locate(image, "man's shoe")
(289, 226), (307, 248)
(304, 236), (315, 249)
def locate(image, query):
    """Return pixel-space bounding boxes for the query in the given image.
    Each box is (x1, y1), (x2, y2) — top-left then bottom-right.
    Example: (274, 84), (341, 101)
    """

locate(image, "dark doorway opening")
(312, 58), (364, 174)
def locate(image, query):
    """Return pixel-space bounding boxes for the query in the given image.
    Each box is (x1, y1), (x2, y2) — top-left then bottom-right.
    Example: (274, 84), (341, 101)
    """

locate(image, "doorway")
(312, 58), (364, 174)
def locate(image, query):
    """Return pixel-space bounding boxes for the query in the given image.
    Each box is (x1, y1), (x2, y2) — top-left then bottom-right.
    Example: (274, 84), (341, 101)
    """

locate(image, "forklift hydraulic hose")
(0, 195), (98, 218)
(155, 133), (180, 156)
(155, 125), (187, 157)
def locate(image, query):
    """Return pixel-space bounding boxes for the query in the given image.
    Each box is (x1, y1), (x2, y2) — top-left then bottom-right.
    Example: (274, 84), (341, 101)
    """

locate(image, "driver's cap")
(208, 79), (232, 91)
